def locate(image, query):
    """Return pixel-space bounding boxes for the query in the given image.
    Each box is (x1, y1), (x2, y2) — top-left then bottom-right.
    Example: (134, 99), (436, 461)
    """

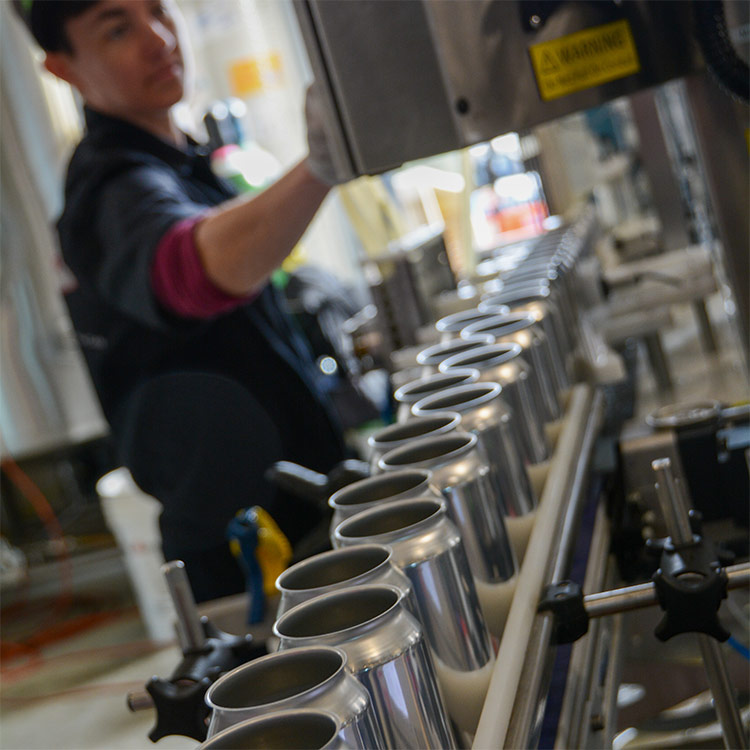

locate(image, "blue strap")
(226, 510), (265, 624)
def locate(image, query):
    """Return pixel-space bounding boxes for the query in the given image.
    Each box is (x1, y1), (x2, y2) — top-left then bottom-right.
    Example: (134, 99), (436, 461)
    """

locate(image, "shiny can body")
(199, 710), (346, 750)
(333, 499), (493, 733)
(415, 335), (493, 375)
(274, 585), (456, 750)
(393, 368), (479, 422)
(440, 343), (548, 464)
(412, 382), (536, 517)
(482, 279), (574, 350)
(275, 545), (414, 620)
(205, 646), (382, 749)
(480, 286), (571, 386)
(434, 307), (509, 342)
(367, 412), (461, 471)
(378, 432), (516, 584)
(328, 469), (441, 530)
(462, 312), (562, 421)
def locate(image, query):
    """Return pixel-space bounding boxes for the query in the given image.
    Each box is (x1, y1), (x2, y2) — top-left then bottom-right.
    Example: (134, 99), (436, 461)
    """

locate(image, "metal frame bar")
(473, 384), (604, 749)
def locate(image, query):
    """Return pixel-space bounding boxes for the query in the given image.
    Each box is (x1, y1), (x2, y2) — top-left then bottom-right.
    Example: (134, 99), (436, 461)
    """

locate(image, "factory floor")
(0, 296), (747, 750)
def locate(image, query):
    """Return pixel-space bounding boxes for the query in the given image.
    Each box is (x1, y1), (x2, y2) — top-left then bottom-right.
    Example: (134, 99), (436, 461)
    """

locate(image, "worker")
(14, 0), (351, 601)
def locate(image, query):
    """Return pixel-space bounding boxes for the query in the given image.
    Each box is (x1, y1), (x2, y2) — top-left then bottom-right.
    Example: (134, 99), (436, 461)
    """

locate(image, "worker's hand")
(304, 81), (346, 186)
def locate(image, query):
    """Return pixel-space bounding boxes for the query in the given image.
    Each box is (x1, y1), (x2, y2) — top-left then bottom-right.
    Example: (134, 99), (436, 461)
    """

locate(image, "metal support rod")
(652, 457), (693, 544)
(650, 458), (747, 750)
(473, 385), (602, 750)
(127, 691), (155, 712)
(583, 563), (750, 619)
(643, 334), (673, 393)
(162, 560), (206, 653)
(698, 636), (748, 750)
(692, 299), (719, 353)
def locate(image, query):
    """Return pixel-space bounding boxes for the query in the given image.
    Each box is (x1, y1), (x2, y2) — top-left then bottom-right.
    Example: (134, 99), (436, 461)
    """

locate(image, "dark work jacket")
(57, 108), (346, 554)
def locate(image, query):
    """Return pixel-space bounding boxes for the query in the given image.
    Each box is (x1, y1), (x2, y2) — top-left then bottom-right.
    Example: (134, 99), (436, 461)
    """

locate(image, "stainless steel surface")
(366, 412), (462, 471)
(161, 560), (204, 652)
(651, 457), (694, 544)
(274, 585), (456, 750)
(435, 308), (509, 341)
(412, 382), (536, 518)
(696, 636), (748, 750)
(684, 73), (750, 367)
(296, 1), (703, 176)
(439, 343), (549, 464)
(275, 545), (413, 621)
(415, 336), (494, 375)
(393, 369), (479, 423)
(599, 611), (625, 749)
(378, 432), (516, 586)
(462, 312), (562, 422)
(650, 457), (747, 750)
(473, 385), (602, 749)
(646, 400), (722, 430)
(334, 497), (494, 734)
(199, 709), (345, 750)
(328, 470), (440, 530)
(205, 646), (383, 748)
(629, 88), (693, 252)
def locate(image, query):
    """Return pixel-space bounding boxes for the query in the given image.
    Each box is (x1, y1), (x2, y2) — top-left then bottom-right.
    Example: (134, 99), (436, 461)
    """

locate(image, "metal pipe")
(652, 457), (693, 544)
(161, 560), (205, 653)
(650, 458), (747, 750)
(126, 690), (154, 712)
(505, 388), (604, 749)
(584, 564), (750, 618)
(698, 636), (748, 750)
(554, 503), (612, 750)
(473, 384), (601, 749)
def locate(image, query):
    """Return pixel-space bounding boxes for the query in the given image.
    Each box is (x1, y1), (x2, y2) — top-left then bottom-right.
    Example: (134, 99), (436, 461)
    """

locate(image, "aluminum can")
(378, 432), (515, 584)
(274, 584), (456, 750)
(415, 335), (493, 375)
(393, 368), (479, 422)
(480, 292), (570, 391)
(199, 709), (347, 750)
(275, 544), (414, 621)
(435, 307), (509, 342)
(480, 285), (571, 381)
(205, 646), (382, 747)
(497, 276), (581, 355)
(440, 342), (549, 464)
(367, 412), (461, 472)
(333, 498), (494, 734)
(328, 469), (441, 530)
(412, 382), (536, 518)
(482, 279), (574, 349)
(462, 311), (562, 421)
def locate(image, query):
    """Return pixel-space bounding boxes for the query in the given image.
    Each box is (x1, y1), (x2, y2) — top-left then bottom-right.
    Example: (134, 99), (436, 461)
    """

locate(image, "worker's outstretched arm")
(194, 159), (330, 296)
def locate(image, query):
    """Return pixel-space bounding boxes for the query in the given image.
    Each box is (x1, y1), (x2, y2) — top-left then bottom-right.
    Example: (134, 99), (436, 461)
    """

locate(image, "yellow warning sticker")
(529, 19), (640, 102)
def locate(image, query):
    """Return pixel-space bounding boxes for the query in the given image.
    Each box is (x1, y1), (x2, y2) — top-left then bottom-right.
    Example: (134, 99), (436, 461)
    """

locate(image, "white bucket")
(97, 468), (175, 643)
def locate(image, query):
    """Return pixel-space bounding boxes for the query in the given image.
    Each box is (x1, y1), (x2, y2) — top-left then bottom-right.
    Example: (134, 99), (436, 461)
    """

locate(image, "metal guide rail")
(474, 383), (604, 749)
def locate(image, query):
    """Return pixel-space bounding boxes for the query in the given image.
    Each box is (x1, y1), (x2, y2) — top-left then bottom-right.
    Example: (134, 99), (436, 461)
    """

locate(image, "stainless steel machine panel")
(296, 0), (704, 177)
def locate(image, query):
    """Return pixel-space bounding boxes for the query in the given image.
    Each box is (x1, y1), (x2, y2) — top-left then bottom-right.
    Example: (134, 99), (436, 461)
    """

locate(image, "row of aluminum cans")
(199, 212), (598, 749)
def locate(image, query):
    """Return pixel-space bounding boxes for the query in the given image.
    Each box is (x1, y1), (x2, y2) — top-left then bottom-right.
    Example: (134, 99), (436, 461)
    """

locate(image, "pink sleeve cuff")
(151, 216), (257, 318)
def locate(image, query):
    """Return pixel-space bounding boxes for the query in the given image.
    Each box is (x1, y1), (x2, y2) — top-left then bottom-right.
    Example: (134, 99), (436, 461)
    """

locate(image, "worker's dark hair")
(12, 1), (99, 53)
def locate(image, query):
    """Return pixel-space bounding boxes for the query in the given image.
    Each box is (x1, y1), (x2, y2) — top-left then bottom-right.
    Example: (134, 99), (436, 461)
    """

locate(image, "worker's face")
(44, 0), (185, 120)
